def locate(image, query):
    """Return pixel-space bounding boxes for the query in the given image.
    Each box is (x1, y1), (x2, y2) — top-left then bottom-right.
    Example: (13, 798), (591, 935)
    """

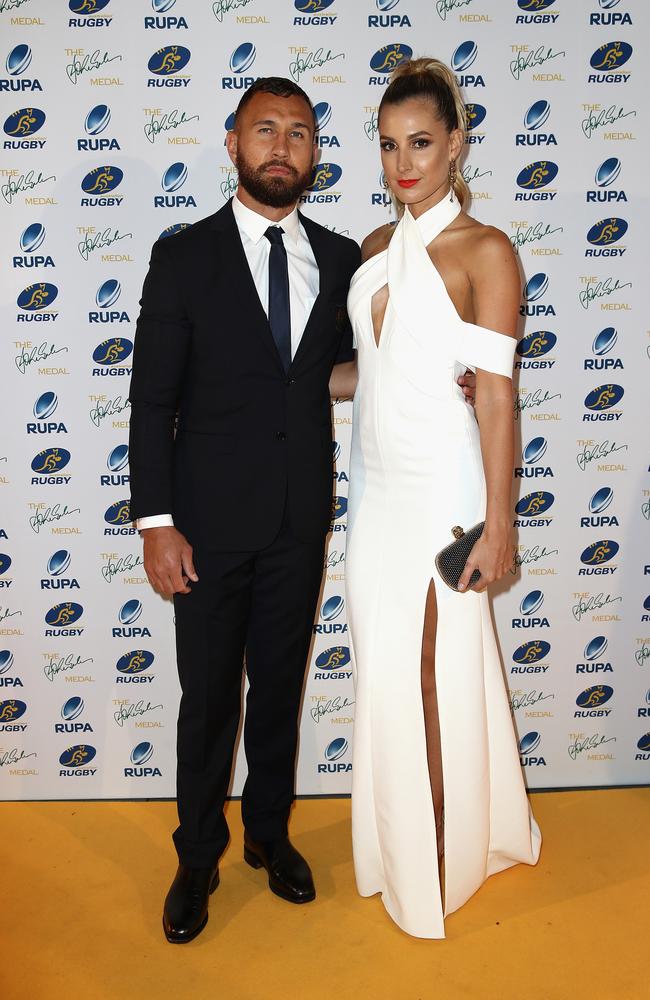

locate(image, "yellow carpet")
(1, 790), (648, 1000)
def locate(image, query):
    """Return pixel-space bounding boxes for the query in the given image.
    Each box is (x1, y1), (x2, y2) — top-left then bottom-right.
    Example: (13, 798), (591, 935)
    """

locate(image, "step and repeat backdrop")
(0, 0), (649, 800)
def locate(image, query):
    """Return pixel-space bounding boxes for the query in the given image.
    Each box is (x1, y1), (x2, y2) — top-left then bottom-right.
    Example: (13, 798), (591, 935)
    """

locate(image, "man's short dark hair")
(233, 77), (317, 133)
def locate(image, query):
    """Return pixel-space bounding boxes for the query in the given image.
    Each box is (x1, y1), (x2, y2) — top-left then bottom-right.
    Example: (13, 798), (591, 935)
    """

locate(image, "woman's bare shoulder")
(455, 216), (514, 261)
(360, 223), (394, 263)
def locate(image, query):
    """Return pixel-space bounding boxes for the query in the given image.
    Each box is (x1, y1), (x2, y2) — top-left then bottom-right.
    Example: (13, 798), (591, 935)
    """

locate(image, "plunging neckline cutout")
(370, 283), (389, 349)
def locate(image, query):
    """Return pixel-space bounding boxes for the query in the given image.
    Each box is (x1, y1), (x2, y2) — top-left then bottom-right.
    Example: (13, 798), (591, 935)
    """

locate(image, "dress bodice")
(348, 198), (516, 379)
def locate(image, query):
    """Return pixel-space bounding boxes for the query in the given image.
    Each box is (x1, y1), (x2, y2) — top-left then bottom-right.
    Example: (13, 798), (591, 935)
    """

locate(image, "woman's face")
(379, 96), (463, 216)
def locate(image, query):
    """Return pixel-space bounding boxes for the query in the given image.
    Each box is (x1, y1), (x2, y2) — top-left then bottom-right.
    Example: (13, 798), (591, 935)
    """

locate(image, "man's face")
(227, 91), (317, 208)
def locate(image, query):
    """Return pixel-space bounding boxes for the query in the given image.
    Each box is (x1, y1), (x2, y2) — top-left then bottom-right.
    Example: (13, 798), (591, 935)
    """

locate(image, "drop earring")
(448, 160), (457, 203)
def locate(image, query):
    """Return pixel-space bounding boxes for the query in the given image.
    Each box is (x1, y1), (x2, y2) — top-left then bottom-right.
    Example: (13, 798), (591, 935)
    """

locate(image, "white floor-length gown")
(345, 196), (541, 939)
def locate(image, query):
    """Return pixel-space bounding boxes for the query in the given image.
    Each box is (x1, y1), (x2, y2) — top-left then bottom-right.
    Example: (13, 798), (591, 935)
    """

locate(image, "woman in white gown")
(341, 58), (541, 938)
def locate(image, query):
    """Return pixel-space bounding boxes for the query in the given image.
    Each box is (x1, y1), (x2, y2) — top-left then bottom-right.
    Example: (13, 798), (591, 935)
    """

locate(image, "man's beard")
(236, 150), (312, 208)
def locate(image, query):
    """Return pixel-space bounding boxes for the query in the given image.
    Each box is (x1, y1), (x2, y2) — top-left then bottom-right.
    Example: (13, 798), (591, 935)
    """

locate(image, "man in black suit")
(128, 77), (360, 943)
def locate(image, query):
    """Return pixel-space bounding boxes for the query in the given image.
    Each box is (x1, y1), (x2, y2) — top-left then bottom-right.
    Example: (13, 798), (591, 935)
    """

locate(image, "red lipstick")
(397, 179), (419, 188)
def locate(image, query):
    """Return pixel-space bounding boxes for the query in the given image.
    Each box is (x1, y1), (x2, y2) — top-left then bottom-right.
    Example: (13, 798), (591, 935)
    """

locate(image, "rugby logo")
(159, 223), (191, 239)
(31, 447), (71, 475)
(590, 40), (632, 71)
(69, 0), (111, 12)
(104, 499), (131, 525)
(81, 165), (123, 195)
(576, 685), (613, 708)
(516, 161), (558, 200)
(516, 330), (556, 358)
(92, 338), (134, 365)
(465, 103), (487, 133)
(17, 283), (58, 311)
(59, 745), (97, 770)
(514, 491), (554, 518)
(0, 699), (26, 723)
(512, 640), (551, 664)
(580, 539), (619, 565)
(369, 43), (413, 74)
(116, 650), (155, 674)
(148, 45), (191, 75)
(45, 602), (84, 627)
(314, 646), (351, 670)
(584, 384), (624, 411)
(4, 106), (46, 137)
(308, 163), (342, 191)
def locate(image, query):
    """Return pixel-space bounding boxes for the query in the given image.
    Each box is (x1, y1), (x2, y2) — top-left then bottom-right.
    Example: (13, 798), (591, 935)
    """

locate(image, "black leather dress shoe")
(162, 864), (219, 943)
(244, 833), (315, 903)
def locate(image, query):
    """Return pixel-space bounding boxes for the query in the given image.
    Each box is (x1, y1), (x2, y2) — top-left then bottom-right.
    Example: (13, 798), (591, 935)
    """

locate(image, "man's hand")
(142, 526), (198, 597)
(458, 369), (476, 406)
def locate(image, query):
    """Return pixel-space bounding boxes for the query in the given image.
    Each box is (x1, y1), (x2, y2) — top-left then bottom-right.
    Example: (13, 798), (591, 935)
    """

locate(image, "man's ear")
(311, 138), (320, 169)
(226, 129), (238, 167)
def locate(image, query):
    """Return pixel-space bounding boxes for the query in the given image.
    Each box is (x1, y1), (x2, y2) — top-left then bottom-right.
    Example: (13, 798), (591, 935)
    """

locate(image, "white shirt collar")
(232, 193), (301, 245)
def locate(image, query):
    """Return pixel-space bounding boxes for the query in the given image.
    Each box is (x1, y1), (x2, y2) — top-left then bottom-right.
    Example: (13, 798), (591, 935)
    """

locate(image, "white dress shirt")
(136, 194), (320, 530)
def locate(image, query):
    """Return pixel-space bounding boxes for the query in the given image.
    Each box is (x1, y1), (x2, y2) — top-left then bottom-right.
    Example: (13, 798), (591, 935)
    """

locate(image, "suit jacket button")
(286, 377), (296, 386)
(276, 431), (287, 441)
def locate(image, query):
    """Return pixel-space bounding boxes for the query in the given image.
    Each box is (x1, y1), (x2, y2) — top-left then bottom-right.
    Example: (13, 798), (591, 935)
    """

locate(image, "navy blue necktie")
(264, 225), (292, 372)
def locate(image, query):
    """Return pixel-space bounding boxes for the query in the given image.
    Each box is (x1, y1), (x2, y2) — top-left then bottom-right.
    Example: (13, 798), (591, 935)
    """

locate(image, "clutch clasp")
(451, 526), (465, 540)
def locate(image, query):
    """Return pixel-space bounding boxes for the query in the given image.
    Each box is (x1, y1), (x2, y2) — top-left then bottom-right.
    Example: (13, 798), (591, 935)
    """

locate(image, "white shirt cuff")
(135, 514), (174, 530)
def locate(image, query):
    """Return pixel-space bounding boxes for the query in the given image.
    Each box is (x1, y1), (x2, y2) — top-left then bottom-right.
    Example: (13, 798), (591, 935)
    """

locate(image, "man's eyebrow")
(251, 118), (311, 130)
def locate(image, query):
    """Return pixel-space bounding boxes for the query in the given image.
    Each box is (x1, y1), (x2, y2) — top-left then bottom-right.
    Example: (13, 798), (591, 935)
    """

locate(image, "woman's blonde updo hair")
(378, 56), (470, 208)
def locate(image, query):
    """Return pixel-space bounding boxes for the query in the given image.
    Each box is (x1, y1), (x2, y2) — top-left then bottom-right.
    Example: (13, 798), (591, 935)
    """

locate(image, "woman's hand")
(458, 523), (512, 593)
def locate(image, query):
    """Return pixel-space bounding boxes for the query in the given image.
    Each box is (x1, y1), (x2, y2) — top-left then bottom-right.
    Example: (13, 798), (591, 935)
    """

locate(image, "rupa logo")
(514, 436), (553, 481)
(314, 102), (340, 149)
(124, 741), (162, 777)
(2, 44), (42, 93)
(55, 696), (94, 735)
(78, 104), (120, 152)
(590, 1), (632, 27)
(576, 635), (612, 676)
(584, 326), (623, 373)
(27, 391), (66, 435)
(145, 0), (189, 30)
(112, 599), (151, 639)
(580, 487), (618, 530)
(587, 158), (627, 205)
(222, 42), (258, 90)
(520, 273), (555, 318)
(317, 736), (351, 773)
(0, 650), (23, 689)
(154, 162), (197, 209)
(40, 550), (80, 592)
(313, 595), (347, 635)
(451, 40), (484, 88)
(368, 0), (411, 29)
(516, 100), (556, 148)
(518, 730), (546, 767)
(14, 223), (54, 270)
(101, 444), (129, 487)
(90, 279), (129, 324)
(512, 590), (550, 629)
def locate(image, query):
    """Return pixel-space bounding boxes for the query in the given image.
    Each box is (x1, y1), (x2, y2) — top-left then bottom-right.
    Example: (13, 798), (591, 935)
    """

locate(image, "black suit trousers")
(171, 500), (325, 868)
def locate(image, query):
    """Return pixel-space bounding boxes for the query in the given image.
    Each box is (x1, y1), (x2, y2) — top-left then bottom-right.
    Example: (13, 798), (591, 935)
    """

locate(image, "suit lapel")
(211, 200), (285, 372)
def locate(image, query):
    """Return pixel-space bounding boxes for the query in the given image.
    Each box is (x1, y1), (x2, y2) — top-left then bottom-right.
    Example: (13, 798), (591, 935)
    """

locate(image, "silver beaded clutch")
(435, 522), (484, 591)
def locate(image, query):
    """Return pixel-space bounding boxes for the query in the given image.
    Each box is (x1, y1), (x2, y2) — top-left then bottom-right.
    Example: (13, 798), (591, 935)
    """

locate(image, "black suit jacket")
(128, 200), (361, 551)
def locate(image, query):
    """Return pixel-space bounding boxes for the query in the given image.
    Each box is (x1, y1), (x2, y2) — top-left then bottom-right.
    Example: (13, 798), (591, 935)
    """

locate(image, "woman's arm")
(458, 227), (520, 593)
(329, 359), (358, 399)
